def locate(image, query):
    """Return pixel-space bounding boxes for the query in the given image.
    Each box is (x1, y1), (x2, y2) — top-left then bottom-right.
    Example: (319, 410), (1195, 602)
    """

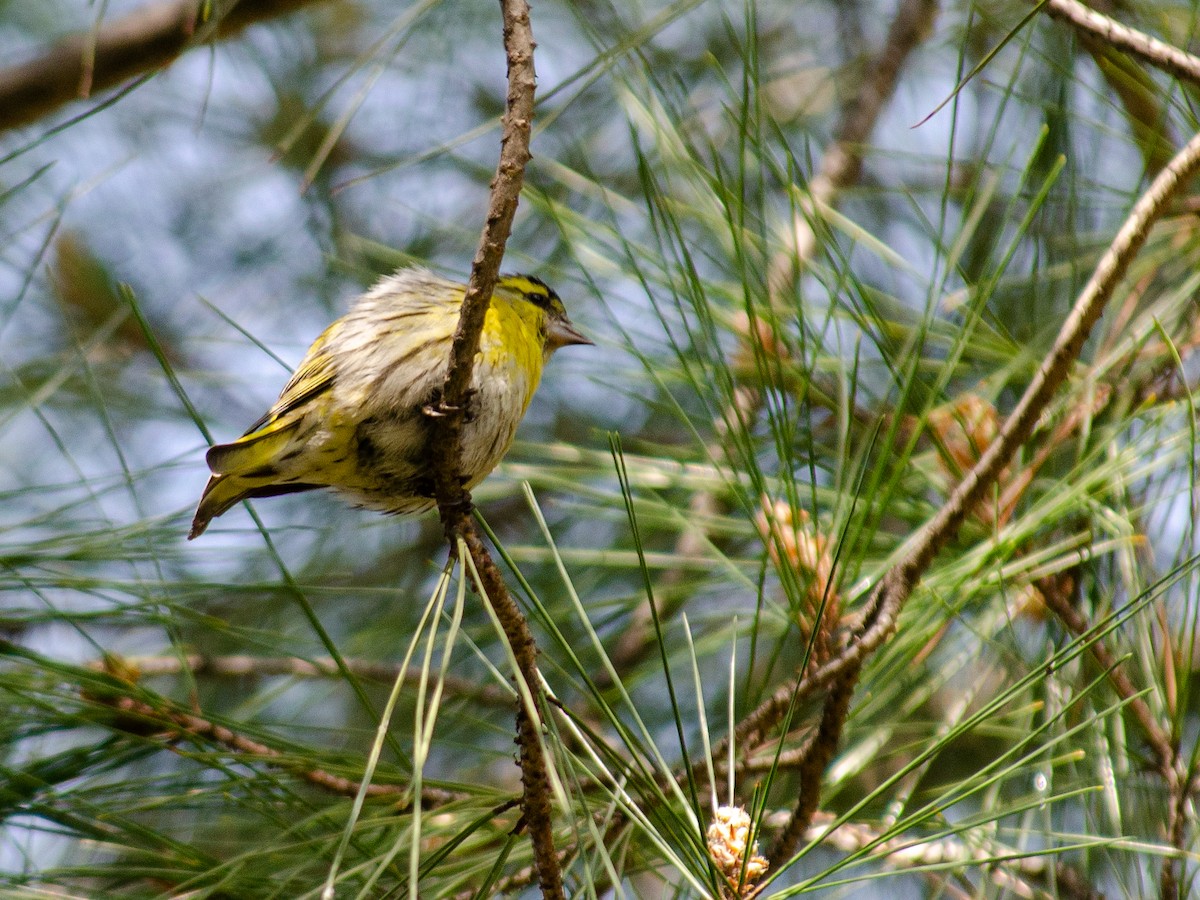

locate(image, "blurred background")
(3, 0), (1200, 896)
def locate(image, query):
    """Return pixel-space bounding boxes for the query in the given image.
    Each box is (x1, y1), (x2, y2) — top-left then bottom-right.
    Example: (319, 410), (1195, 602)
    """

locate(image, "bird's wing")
(243, 322), (341, 435)
(205, 324), (341, 477)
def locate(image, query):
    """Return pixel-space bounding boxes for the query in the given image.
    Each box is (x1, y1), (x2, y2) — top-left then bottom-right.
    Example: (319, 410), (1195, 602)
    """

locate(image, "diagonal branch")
(1040, 0), (1200, 88)
(0, 0), (328, 133)
(91, 690), (459, 805)
(720, 123), (1200, 852)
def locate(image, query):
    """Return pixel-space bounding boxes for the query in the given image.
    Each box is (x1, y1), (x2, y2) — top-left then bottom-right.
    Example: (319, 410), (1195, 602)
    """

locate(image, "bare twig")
(1041, 0), (1200, 88)
(0, 0), (327, 133)
(423, 0), (562, 895)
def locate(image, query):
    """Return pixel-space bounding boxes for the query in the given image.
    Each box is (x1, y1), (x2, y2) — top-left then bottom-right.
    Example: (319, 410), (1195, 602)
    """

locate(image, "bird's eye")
(501, 274), (561, 314)
(522, 287), (554, 311)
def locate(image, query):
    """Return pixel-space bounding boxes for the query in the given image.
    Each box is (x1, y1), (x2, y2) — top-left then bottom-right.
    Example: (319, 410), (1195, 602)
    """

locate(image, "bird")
(188, 267), (591, 539)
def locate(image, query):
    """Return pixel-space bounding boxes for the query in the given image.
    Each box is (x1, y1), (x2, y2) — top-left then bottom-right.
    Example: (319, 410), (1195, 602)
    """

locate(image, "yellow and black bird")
(189, 268), (590, 539)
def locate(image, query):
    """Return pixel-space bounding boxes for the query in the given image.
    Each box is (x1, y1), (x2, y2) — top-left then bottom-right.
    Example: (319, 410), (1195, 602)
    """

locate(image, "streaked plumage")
(189, 268), (590, 539)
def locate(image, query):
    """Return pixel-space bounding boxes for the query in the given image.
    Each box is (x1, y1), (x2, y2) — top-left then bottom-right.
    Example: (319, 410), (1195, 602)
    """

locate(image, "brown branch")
(427, 0), (534, 518)
(711, 124), (1200, 848)
(1041, 0), (1200, 89)
(765, 671), (857, 867)
(457, 526), (563, 898)
(95, 653), (514, 707)
(92, 691), (459, 805)
(423, 0), (561, 896)
(0, 0), (327, 133)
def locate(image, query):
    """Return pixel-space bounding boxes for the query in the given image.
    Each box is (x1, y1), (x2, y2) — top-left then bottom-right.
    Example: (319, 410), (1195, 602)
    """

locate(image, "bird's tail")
(189, 475), (248, 539)
(188, 421), (317, 539)
(189, 474), (320, 539)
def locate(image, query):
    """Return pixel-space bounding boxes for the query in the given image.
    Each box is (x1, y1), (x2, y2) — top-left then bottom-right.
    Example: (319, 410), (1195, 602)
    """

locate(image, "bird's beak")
(547, 317), (593, 350)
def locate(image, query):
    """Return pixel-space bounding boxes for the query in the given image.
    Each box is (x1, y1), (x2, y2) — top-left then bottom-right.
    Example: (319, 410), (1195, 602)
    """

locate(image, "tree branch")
(424, 0), (561, 895)
(765, 671), (857, 867)
(94, 652), (513, 707)
(715, 0), (1200, 816)
(715, 123), (1200, 848)
(0, 0), (327, 133)
(92, 690), (458, 805)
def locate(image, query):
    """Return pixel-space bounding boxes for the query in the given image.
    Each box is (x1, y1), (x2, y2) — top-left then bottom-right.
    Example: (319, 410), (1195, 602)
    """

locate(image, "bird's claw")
(423, 388), (477, 420)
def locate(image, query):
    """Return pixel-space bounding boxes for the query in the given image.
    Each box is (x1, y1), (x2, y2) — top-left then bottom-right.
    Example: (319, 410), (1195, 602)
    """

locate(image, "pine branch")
(604, 0), (942, 684)
(94, 653), (513, 707)
(722, 122), (1200, 864)
(90, 689), (459, 805)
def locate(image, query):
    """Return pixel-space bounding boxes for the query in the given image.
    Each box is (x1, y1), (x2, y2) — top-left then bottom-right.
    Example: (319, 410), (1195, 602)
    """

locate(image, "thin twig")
(92, 691), (458, 804)
(424, 0), (562, 895)
(94, 653), (513, 707)
(0, 0), (327, 133)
